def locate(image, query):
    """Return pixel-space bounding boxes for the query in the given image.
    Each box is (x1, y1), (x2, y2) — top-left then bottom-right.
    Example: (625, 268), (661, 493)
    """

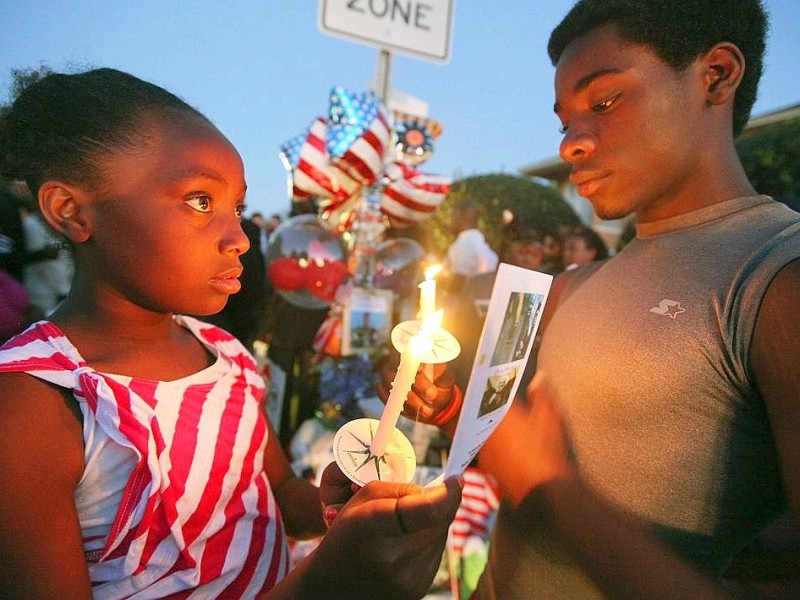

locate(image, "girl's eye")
(185, 195), (212, 213)
(559, 123), (569, 134)
(235, 203), (246, 219)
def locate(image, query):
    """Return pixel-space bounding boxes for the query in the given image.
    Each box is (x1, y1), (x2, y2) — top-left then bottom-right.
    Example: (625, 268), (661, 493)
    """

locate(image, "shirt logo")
(650, 299), (686, 319)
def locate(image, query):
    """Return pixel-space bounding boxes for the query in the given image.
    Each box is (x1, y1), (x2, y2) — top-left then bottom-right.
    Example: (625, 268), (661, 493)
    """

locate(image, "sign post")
(319, 0), (455, 100)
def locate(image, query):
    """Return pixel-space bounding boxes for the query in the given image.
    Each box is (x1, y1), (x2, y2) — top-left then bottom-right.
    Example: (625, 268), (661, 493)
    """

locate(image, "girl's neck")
(52, 294), (178, 345)
(51, 301), (216, 381)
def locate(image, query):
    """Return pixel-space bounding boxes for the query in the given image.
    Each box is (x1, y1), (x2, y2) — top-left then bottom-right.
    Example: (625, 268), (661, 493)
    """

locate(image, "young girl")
(0, 68), (461, 599)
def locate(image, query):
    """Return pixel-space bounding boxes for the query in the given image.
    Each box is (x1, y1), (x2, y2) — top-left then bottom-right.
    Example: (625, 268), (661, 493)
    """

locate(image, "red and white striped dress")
(0, 316), (289, 598)
(448, 467), (501, 556)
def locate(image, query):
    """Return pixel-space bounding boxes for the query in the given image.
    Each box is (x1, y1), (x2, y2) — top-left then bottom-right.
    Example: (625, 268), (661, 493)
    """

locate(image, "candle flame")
(424, 264), (443, 280)
(420, 309), (443, 335)
(408, 331), (435, 356)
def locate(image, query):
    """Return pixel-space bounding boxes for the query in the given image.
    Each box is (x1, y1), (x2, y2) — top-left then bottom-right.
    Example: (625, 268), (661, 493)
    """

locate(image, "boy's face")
(553, 24), (710, 222)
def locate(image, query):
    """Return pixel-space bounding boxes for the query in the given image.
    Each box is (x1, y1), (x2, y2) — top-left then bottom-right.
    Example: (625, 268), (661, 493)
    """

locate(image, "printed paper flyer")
(443, 263), (552, 478)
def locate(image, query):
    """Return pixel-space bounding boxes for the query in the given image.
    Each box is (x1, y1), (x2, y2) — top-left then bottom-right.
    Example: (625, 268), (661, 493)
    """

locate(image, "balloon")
(375, 237), (424, 273)
(317, 192), (360, 235)
(267, 257), (306, 291)
(266, 214), (350, 310)
(326, 86), (390, 185)
(280, 117), (360, 206)
(278, 88), (450, 234)
(392, 116), (442, 166)
(374, 238), (424, 298)
(305, 260), (350, 303)
(380, 162), (451, 228)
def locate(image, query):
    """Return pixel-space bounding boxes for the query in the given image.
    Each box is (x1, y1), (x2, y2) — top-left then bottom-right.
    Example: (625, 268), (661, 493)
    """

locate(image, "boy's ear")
(38, 181), (93, 243)
(701, 42), (745, 107)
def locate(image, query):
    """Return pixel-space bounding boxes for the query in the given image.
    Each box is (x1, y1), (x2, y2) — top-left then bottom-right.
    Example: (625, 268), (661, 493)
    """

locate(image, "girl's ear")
(38, 181), (93, 243)
(701, 42), (745, 107)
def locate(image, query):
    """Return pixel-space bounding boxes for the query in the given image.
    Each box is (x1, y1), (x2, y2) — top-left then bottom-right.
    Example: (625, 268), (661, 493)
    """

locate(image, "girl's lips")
(210, 270), (243, 295)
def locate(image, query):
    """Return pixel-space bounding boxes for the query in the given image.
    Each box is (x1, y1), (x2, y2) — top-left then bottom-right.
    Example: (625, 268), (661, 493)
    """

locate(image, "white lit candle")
(418, 264), (442, 381)
(371, 313), (440, 456)
(417, 264), (442, 320)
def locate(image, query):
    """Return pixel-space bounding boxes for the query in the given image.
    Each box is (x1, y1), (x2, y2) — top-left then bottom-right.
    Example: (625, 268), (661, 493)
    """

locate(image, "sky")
(2, 1), (800, 219)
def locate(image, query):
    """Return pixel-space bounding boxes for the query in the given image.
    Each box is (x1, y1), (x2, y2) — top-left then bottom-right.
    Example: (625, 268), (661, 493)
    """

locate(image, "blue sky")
(3, 1), (799, 218)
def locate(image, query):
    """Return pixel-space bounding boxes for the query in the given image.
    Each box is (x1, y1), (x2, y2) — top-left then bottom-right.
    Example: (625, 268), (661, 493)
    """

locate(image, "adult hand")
(307, 474), (463, 599)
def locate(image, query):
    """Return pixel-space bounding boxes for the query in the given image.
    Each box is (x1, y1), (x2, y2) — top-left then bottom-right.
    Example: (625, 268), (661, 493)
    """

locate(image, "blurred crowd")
(0, 181), (74, 343)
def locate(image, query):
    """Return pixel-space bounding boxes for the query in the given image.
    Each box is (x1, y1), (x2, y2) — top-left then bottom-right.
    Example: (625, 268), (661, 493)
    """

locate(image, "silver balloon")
(374, 238), (424, 297)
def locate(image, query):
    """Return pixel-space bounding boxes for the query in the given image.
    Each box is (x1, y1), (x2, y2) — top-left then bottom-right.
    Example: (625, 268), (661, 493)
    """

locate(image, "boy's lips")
(570, 171), (609, 198)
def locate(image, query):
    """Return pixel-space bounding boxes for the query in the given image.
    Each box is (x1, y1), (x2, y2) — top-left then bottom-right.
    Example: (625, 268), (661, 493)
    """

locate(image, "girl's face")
(82, 110), (250, 317)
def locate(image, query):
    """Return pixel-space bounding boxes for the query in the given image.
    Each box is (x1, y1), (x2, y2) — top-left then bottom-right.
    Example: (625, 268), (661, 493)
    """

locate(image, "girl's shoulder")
(0, 319), (84, 433)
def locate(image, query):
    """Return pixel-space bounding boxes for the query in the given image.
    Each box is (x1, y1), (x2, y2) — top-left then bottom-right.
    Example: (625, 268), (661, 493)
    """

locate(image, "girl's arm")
(0, 373), (92, 599)
(262, 417), (327, 539)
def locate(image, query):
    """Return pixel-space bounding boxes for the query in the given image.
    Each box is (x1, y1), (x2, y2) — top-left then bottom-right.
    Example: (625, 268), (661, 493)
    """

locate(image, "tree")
(420, 173), (581, 256)
(736, 115), (800, 210)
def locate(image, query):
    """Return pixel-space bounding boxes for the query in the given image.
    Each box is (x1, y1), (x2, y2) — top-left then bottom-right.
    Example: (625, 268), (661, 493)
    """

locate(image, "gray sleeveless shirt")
(477, 196), (800, 598)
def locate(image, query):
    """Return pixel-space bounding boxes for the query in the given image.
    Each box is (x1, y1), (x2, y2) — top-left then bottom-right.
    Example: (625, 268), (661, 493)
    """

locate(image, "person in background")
(0, 266), (32, 343)
(266, 213), (283, 236)
(0, 187), (27, 281)
(0, 67), (462, 599)
(17, 187), (73, 315)
(561, 224), (609, 270)
(384, 0), (800, 597)
(446, 220), (546, 391)
(0, 183), (62, 283)
(539, 226), (566, 275)
(442, 198), (498, 295)
(250, 211), (271, 259)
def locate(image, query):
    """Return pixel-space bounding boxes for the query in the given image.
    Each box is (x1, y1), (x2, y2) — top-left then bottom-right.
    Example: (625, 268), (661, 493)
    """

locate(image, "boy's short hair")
(547, 0), (768, 136)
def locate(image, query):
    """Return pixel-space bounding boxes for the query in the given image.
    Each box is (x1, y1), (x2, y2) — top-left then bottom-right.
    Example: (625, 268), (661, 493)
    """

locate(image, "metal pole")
(375, 48), (393, 102)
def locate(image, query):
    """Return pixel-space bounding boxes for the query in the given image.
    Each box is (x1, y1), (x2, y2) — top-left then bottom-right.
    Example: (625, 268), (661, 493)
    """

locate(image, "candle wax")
(370, 342), (421, 456)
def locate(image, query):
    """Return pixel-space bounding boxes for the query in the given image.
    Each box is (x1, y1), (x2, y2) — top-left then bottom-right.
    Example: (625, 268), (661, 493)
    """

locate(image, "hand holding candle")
(332, 293), (460, 485)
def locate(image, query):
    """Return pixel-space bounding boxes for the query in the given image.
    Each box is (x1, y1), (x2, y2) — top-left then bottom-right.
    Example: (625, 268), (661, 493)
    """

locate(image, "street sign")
(319, 0), (455, 64)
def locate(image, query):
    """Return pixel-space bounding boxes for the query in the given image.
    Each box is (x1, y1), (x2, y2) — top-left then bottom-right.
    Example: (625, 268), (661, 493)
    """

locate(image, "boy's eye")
(185, 196), (211, 213)
(592, 95), (619, 113)
(235, 203), (246, 219)
(559, 123), (569, 134)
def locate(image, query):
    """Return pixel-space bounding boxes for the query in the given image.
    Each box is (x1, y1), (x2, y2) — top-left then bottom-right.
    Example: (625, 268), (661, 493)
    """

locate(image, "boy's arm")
(481, 253), (800, 598)
(479, 379), (732, 600)
(750, 257), (800, 559)
(0, 373), (92, 599)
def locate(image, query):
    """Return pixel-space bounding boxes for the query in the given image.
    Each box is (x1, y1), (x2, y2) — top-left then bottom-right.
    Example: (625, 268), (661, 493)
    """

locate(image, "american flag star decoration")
(280, 117), (360, 208)
(381, 161), (451, 228)
(326, 86), (391, 185)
